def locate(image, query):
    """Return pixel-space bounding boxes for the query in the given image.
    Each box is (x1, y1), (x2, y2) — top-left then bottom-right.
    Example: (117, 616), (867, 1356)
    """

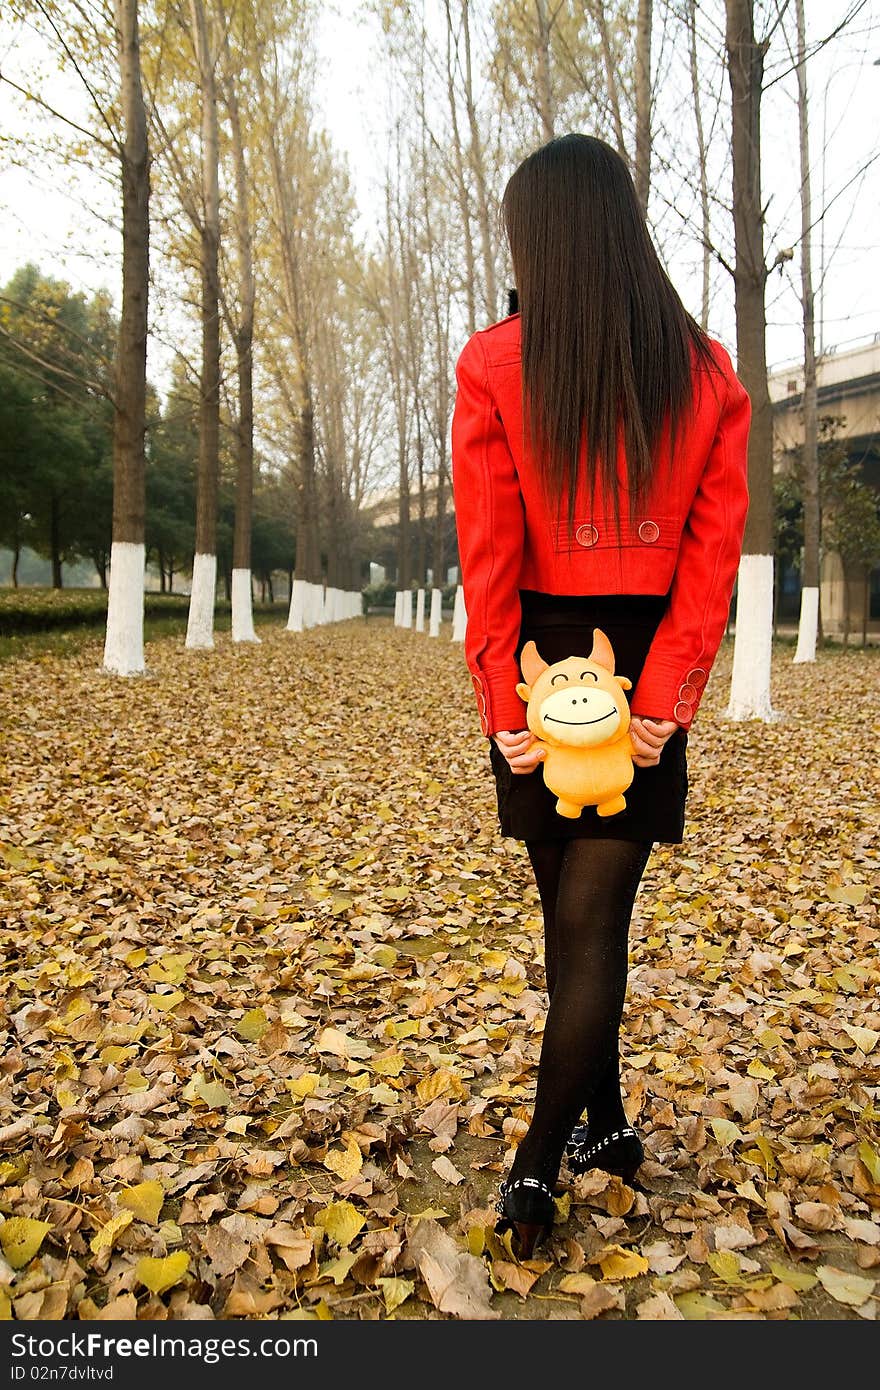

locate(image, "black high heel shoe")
(566, 1124), (644, 1183)
(495, 1176), (556, 1259)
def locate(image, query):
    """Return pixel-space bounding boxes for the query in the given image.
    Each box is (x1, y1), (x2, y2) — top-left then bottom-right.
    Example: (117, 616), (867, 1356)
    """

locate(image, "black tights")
(509, 836), (653, 1188)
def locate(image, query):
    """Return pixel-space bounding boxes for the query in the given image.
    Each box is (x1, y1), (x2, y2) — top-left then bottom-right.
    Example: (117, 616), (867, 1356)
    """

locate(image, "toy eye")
(550, 673), (569, 685)
(580, 670), (599, 682)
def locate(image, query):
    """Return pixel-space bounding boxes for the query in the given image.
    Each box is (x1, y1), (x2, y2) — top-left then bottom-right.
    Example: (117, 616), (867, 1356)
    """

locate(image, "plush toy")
(515, 628), (635, 819)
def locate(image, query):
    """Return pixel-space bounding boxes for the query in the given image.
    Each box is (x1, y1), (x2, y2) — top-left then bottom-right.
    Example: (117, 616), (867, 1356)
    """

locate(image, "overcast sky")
(0, 0), (877, 387)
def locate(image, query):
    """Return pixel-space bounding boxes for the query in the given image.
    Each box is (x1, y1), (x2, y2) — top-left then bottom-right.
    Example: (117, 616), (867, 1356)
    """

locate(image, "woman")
(450, 134), (750, 1258)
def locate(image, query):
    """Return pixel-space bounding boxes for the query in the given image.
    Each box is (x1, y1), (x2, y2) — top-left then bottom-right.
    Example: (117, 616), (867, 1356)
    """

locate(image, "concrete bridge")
(770, 334), (880, 641)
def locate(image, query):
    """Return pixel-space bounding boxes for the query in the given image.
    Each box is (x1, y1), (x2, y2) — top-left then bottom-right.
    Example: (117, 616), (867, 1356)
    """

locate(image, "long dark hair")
(501, 133), (714, 536)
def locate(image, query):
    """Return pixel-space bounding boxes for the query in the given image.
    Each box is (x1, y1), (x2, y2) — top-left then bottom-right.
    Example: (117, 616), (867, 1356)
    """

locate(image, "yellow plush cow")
(515, 628), (635, 819)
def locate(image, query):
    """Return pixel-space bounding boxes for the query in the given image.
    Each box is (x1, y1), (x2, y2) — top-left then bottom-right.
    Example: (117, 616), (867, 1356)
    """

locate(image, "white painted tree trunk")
(103, 541), (145, 675)
(415, 587), (425, 631)
(231, 567), (260, 643)
(726, 554), (781, 720)
(185, 551), (217, 649)
(310, 582), (326, 626)
(793, 585), (819, 663)
(287, 577), (308, 632)
(429, 587), (442, 636)
(451, 583), (466, 642)
(400, 589), (413, 629)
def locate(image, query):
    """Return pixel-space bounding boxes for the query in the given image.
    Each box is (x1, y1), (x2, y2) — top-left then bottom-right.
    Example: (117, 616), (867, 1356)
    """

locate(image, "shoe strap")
(501, 1175), (555, 1200)
(572, 1126), (638, 1162)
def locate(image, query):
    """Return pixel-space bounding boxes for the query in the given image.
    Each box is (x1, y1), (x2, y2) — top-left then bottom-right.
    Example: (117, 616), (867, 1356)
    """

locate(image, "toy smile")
(545, 710), (616, 726)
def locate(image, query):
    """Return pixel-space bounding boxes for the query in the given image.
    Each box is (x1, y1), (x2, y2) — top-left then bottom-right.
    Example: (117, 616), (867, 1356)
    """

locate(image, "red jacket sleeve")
(451, 333), (529, 738)
(630, 345), (751, 728)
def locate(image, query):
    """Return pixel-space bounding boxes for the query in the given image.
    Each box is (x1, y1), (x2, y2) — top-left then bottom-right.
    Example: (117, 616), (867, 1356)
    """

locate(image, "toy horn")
(519, 640), (549, 685)
(589, 627), (615, 674)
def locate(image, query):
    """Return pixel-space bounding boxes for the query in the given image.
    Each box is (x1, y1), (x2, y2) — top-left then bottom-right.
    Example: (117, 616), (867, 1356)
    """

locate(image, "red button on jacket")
(450, 313), (751, 737)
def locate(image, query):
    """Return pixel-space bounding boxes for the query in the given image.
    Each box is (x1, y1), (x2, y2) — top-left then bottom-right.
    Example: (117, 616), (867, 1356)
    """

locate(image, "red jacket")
(450, 312), (751, 738)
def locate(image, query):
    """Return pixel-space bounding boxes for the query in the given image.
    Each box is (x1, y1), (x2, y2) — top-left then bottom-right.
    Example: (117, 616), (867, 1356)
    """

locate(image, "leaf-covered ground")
(0, 619), (877, 1321)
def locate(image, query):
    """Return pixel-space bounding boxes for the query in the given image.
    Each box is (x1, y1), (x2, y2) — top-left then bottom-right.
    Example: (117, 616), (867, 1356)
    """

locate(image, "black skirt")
(488, 590), (688, 844)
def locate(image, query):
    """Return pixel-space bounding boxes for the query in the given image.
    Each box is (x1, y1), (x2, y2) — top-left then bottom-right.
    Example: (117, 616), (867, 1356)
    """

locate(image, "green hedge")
(362, 580), (457, 609)
(0, 588), (279, 636)
(0, 582), (461, 635)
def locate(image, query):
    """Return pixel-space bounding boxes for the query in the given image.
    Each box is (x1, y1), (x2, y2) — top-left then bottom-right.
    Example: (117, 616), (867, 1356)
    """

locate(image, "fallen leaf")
(118, 1181), (165, 1225)
(1, 1218), (52, 1269)
(135, 1251), (190, 1295)
(816, 1265), (876, 1306)
(314, 1201), (365, 1248)
(406, 1218), (499, 1320)
(431, 1155), (465, 1185)
(89, 1210), (134, 1254)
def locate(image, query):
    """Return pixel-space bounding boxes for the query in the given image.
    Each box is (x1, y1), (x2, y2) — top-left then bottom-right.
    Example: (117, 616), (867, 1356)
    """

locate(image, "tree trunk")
(590, 1), (625, 155)
(225, 59), (259, 645)
(185, 0), (221, 651)
(724, 0), (779, 722)
(462, 0), (498, 322)
(50, 492), (62, 588)
(792, 0), (820, 665)
(534, 0), (556, 141)
(687, 0), (711, 328)
(104, 0), (149, 675)
(12, 539), (20, 587)
(634, 0), (652, 214)
(444, 2), (477, 336)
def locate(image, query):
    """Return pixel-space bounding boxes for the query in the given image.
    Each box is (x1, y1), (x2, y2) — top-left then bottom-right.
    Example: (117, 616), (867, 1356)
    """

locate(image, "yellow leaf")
(746, 1059), (775, 1081)
(384, 1019), (420, 1039)
(857, 1141), (880, 1184)
(319, 1251), (359, 1284)
(707, 1250), (742, 1285)
(125, 948), (147, 968)
(99, 1045), (135, 1067)
(370, 946), (398, 969)
(675, 1291), (729, 1319)
(316, 1027), (373, 1060)
(236, 1009), (269, 1042)
(369, 1083), (399, 1105)
(558, 1272), (600, 1295)
(1, 1218), (52, 1269)
(769, 1261), (817, 1291)
(90, 1210), (134, 1254)
(314, 1201), (365, 1248)
(324, 1139), (363, 1181)
(287, 1073), (321, 1098)
(118, 1180), (164, 1225)
(135, 1251), (190, 1295)
(816, 1265), (875, 1306)
(840, 1024), (879, 1054)
(371, 1052), (406, 1077)
(0, 1288), (10, 1320)
(710, 1119), (743, 1147)
(827, 884), (866, 905)
(597, 1245), (649, 1281)
(377, 1277), (414, 1313)
(146, 953), (191, 985)
(415, 1068), (468, 1103)
(148, 990), (185, 1012)
(182, 1072), (233, 1109)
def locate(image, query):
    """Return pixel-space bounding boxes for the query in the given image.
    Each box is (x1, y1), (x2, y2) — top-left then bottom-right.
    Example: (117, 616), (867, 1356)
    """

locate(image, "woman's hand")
(629, 716), (680, 768)
(492, 728), (546, 774)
